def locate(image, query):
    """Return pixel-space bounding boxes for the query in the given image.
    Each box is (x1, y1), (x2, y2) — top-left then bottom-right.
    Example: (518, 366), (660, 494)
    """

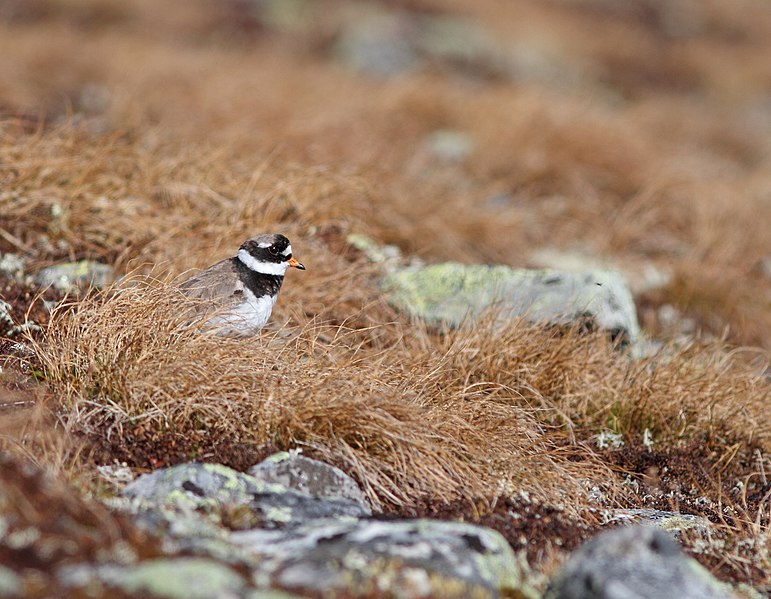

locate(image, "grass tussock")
(28, 274), (770, 512)
(27, 277), (595, 508)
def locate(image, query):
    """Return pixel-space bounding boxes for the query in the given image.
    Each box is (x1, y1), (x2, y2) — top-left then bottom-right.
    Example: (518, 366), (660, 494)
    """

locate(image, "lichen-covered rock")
(122, 462), (368, 529)
(0, 253), (25, 279)
(544, 525), (733, 599)
(123, 463), (272, 509)
(347, 233), (406, 268)
(0, 298), (41, 337)
(248, 451), (371, 513)
(603, 509), (711, 541)
(59, 558), (247, 599)
(384, 263), (640, 345)
(232, 518), (539, 599)
(35, 260), (114, 292)
(0, 565), (22, 596)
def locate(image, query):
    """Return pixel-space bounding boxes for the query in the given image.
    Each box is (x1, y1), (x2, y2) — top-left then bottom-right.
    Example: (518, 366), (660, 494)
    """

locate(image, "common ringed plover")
(181, 233), (305, 336)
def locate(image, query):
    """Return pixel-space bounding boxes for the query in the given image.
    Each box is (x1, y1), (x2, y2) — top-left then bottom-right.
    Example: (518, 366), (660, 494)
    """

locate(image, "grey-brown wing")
(180, 258), (244, 312)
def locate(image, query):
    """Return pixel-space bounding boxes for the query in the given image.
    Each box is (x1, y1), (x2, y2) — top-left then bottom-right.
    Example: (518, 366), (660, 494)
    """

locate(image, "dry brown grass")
(0, 374), (76, 474)
(4, 0), (769, 345)
(1, 0), (771, 589)
(24, 273), (770, 514)
(23, 277), (588, 508)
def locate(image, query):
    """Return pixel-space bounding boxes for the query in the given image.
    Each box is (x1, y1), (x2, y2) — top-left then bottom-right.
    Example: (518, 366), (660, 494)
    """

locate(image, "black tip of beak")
(296, 263), (306, 270)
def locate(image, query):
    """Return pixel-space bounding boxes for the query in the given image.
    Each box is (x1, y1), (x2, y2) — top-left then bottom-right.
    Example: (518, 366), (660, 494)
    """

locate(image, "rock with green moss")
(122, 462), (368, 530)
(544, 525), (733, 599)
(123, 463), (273, 509)
(35, 259), (114, 292)
(59, 558), (246, 599)
(384, 263), (640, 345)
(232, 517), (539, 598)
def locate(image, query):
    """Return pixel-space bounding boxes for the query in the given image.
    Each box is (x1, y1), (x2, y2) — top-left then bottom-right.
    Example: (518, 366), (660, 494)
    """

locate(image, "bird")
(180, 233), (305, 336)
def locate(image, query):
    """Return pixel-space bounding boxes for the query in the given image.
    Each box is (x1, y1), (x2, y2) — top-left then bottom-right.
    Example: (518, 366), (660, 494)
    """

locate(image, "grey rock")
(232, 518), (538, 598)
(95, 462), (135, 489)
(332, 8), (502, 81)
(416, 15), (499, 67)
(528, 248), (672, 294)
(35, 260), (114, 292)
(0, 300), (13, 330)
(347, 233), (406, 268)
(249, 486), (368, 527)
(59, 558), (246, 599)
(385, 263), (640, 345)
(657, 304), (697, 336)
(0, 565), (22, 596)
(122, 462), (368, 529)
(117, 465), (539, 596)
(760, 256), (771, 281)
(248, 451), (371, 513)
(545, 525), (733, 599)
(246, 592), (307, 599)
(123, 462), (270, 508)
(333, 11), (419, 78)
(604, 509), (711, 541)
(424, 129), (474, 164)
(0, 299), (41, 337)
(0, 253), (25, 279)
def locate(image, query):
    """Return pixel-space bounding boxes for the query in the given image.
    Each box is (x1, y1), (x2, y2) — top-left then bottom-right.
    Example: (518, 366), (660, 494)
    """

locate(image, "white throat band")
(238, 249), (289, 276)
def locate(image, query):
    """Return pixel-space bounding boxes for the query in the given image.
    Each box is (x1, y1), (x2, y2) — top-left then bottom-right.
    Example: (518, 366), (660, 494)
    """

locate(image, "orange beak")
(288, 257), (305, 270)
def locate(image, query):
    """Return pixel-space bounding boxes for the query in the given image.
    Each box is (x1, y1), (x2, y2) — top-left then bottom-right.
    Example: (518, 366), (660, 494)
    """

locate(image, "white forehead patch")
(282, 244), (292, 256)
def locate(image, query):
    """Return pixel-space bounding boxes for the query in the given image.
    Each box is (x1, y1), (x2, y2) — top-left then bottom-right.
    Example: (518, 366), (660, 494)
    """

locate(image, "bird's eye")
(268, 246), (279, 256)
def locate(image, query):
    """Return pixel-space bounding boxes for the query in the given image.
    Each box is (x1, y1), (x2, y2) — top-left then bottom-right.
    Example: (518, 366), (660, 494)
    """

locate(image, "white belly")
(208, 289), (276, 336)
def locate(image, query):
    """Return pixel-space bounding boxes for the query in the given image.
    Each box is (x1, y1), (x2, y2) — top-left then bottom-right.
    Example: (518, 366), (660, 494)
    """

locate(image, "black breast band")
(232, 257), (284, 298)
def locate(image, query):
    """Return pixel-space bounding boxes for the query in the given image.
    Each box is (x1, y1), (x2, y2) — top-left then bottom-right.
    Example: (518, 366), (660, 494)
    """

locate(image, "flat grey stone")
(232, 518), (538, 598)
(122, 462), (368, 529)
(59, 558), (246, 599)
(604, 509), (711, 540)
(35, 260), (114, 292)
(249, 487), (368, 527)
(248, 451), (371, 513)
(545, 525), (733, 599)
(123, 462), (273, 508)
(528, 248), (672, 295)
(384, 263), (640, 345)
